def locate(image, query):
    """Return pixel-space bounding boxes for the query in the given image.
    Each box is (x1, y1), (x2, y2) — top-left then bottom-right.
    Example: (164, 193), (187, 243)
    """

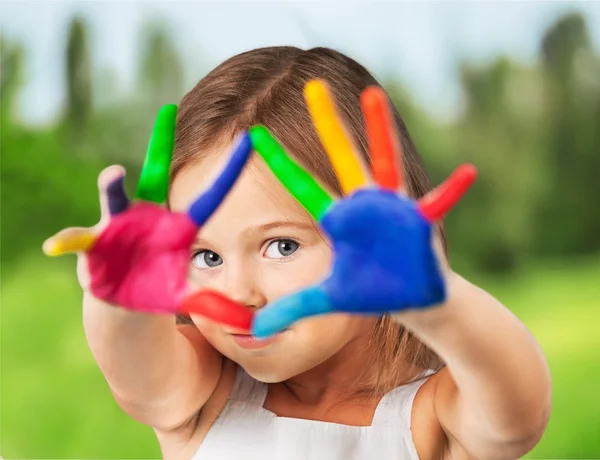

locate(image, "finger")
(251, 286), (332, 338)
(417, 164), (477, 222)
(179, 290), (254, 331)
(107, 177), (129, 216)
(250, 125), (334, 221)
(42, 227), (97, 256)
(187, 132), (253, 226)
(360, 86), (403, 191)
(135, 104), (177, 203)
(304, 79), (369, 195)
(98, 165), (128, 222)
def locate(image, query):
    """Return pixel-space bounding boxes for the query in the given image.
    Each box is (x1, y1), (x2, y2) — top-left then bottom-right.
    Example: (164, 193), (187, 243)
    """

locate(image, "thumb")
(42, 226), (97, 256)
(179, 290), (254, 332)
(251, 285), (333, 338)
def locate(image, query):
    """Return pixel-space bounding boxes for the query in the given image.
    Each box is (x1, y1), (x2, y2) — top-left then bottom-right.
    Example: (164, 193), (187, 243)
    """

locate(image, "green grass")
(474, 258), (600, 458)
(1, 254), (598, 458)
(1, 254), (161, 458)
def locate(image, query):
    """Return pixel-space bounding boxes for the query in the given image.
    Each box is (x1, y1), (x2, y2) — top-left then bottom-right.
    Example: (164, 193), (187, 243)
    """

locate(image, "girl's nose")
(223, 265), (267, 310)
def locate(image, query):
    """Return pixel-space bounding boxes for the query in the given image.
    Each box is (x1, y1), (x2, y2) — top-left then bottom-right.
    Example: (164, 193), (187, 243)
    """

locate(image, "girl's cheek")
(265, 251), (330, 297)
(190, 314), (211, 331)
(191, 314), (225, 333)
(192, 317), (224, 347)
(188, 266), (220, 289)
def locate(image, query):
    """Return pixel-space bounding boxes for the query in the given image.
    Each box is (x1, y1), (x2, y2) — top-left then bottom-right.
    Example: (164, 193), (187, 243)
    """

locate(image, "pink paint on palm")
(88, 203), (197, 313)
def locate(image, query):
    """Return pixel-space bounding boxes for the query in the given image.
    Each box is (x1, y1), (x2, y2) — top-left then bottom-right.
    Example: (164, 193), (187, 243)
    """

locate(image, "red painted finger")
(179, 290), (254, 332)
(417, 164), (477, 222)
(360, 86), (403, 191)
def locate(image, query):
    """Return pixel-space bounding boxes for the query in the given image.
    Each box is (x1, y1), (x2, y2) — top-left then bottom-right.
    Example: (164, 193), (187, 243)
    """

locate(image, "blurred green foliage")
(389, 12), (600, 273)
(1, 12), (598, 459)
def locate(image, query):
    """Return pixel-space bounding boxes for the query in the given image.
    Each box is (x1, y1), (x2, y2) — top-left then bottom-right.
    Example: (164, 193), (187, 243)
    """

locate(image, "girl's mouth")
(230, 331), (287, 349)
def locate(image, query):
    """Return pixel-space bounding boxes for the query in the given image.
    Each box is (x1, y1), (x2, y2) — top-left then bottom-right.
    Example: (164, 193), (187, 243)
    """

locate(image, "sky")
(2, 0), (600, 125)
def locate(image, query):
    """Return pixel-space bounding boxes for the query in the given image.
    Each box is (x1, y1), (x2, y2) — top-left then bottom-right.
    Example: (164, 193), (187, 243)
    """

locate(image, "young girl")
(47, 47), (551, 459)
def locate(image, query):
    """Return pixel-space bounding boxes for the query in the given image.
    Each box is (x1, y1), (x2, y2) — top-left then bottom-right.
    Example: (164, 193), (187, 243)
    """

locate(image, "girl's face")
(169, 146), (374, 382)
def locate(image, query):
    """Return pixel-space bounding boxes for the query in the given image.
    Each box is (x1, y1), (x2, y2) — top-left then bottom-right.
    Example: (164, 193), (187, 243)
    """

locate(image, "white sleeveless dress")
(193, 366), (433, 459)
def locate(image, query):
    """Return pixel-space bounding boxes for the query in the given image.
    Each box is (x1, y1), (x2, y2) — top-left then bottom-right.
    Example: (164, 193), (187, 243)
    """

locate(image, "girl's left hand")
(250, 81), (476, 338)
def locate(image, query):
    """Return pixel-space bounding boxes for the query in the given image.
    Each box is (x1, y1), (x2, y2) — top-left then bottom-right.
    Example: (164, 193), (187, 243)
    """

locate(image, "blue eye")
(192, 250), (223, 268)
(265, 239), (299, 259)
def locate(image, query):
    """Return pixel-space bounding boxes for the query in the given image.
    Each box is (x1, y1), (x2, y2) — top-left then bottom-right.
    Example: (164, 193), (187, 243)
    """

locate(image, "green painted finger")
(249, 125), (334, 221)
(135, 104), (177, 203)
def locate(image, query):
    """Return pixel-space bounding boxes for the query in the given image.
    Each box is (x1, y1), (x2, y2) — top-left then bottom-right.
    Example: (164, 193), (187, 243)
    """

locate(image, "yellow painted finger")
(43, 228), (97, 256)
(304, 80), (368, 195)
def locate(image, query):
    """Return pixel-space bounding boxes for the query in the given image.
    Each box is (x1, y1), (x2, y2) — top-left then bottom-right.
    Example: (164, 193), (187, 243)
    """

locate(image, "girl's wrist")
(393, 269), (460, 330)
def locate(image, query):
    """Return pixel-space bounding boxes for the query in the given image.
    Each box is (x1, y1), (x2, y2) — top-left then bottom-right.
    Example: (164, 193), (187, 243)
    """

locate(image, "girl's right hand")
(43, 105), (254, 330)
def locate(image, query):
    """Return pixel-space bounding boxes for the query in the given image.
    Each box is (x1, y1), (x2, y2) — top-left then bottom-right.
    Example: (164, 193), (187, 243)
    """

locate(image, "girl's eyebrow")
(192, 221), (318, 247)
(242, 220), (316, 237)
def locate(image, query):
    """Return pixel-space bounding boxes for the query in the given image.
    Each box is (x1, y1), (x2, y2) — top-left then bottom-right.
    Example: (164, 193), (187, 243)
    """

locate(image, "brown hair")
(171, 46), (445, 394)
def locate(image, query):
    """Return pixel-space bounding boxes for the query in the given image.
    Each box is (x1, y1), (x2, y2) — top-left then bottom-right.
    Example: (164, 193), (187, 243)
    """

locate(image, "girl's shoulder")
(410, 367), (465, 460)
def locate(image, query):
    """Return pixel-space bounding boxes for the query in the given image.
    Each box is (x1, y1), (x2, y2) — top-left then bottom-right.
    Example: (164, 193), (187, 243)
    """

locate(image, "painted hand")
(43, 105), (254, 330)
(250, 81), (477, 337)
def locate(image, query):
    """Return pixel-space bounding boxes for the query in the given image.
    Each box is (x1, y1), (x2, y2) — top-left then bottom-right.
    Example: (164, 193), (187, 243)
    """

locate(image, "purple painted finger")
(107, 177), (129, 215)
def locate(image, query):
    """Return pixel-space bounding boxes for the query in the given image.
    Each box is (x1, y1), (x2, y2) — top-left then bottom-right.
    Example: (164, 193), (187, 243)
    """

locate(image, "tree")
(1, 34), (25, 122)
(65, 17), (92, 135)
(536, 13), (600, 256)
(447, 58), (550, 273)
(137, 23), (184, 111)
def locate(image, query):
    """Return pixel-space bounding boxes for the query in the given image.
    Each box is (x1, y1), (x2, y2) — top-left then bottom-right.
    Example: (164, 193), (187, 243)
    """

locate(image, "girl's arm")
(83, 291), (223, 432)
(398, 271), (551, 459)
(46, 109), (254, 435)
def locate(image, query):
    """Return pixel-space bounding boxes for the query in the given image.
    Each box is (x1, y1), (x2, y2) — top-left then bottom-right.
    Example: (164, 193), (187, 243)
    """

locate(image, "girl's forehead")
(169, 152), (309, 221)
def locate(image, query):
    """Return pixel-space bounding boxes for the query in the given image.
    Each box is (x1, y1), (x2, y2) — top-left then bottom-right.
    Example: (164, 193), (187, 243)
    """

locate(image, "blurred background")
(1, 1), (599, 458)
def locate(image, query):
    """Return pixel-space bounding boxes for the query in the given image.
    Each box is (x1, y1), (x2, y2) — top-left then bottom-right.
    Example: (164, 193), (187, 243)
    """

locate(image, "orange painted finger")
(304, 80), (369, 195)
(360, 86), (403, 191)
(418, 164), (477, 222)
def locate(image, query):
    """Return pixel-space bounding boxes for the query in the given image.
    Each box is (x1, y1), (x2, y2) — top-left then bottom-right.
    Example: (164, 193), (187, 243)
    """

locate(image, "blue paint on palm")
(252, 189), (446, 338)
(321, 189), (445, 312)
